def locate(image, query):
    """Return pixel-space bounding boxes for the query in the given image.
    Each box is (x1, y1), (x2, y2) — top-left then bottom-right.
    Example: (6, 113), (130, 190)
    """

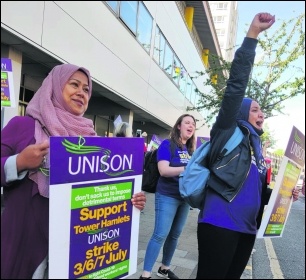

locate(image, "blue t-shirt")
(156, 139), (191, 200)
(198, 159), (262, 234)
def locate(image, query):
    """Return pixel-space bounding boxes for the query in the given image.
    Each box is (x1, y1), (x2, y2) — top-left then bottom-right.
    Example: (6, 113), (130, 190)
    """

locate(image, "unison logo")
(62, 137), (134, 177)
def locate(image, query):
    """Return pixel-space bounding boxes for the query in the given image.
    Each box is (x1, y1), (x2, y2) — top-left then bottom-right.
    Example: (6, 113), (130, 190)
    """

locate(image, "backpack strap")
(216, 127), (244, 161)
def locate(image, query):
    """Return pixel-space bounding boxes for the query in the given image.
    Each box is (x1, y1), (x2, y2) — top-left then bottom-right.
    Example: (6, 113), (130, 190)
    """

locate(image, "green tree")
(273, 149), (285, 156)
(189, 13), (305, 127)
(261, 123), (276, 148)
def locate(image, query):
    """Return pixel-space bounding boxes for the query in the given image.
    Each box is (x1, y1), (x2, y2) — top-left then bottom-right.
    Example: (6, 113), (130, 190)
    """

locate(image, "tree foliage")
(273, 149), (285, 156)
(261, 123), (276, 149)
(188, 13), (305, 127)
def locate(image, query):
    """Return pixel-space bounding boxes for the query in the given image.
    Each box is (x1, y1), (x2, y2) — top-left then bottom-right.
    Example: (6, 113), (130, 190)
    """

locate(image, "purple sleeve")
(157, 139), (171, 162)
(1, 116), (35, 186)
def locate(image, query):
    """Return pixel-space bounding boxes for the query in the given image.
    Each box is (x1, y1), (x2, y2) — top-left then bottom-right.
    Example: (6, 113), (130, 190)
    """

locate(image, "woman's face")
(63, 70), (90, 116)
(179, 116), (196, 143)
(248, 100), (264, 130)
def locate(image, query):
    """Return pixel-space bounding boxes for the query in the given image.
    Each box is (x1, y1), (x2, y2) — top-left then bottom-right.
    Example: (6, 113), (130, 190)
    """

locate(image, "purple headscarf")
(237, 97), (266, 183)
(237, 97), (253, 122)
(26, 64), (97, 198)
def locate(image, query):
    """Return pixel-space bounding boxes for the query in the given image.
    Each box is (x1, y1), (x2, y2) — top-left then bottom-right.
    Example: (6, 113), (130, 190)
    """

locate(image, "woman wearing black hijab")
(195, 13), (299, 279)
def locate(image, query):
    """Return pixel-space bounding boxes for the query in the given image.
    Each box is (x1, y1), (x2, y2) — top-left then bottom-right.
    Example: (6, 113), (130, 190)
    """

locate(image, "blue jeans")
(143, 192), (190, 272)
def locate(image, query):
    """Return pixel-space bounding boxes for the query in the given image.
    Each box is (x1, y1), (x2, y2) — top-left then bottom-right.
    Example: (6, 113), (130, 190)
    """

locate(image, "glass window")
(172, 55), (181, 85)
(186, 75), (193, 101)
(213, 16), (224, 23)
(19, 86), (24, 101)
(119, 1), (138, 34)
(217, 2), (228, 10)
(209, 3), (217, 10)
(137, 2), (153, 53)
(195, 90), (201, 107)
(24, 88), (35, 103)
(190, 83), (197, 105)
(106, 1), (119, 13)
(216, 29), (225, 36)
(153, 27), (166, 67)
(163, 42), (173, 76)
(179, 67), (187, 94)
(153, 27), (161, 62)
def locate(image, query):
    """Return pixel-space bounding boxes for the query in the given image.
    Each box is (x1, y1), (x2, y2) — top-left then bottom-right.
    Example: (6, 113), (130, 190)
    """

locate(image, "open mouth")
(187, 129), (193, 135)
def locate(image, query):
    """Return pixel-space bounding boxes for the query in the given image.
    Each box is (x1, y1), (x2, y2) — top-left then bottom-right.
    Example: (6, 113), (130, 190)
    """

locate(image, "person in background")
(113, 121), (147, 212)
(114, 122), (148, 157)
(142, 132), (148, 154)
(139, 114), (196, 279)
(1, 64), (146, 279)
(114, 121), (132, 137)
(195, 13), (300, 279)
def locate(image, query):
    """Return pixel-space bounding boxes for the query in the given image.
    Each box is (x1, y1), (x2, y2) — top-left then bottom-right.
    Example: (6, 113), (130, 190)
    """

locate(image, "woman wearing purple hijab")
(1, 64), (146, 279)
(195, 13), (300, 279)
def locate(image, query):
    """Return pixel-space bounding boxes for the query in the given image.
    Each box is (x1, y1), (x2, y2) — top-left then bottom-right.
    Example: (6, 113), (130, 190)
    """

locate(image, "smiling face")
(248, 100), (264, 130)
(178, 116), (196, 143)
(62, 70), (90, 116)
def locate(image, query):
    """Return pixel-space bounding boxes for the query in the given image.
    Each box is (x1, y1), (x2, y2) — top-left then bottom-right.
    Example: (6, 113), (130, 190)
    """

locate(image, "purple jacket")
(1, 116), (49, 279)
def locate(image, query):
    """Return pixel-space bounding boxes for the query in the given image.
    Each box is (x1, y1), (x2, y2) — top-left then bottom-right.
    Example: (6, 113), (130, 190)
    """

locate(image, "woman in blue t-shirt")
(139, 114), (196, 279)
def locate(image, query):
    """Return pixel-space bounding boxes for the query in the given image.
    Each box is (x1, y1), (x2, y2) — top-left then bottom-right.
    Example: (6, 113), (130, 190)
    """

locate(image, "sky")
(235, 1), (305, 150)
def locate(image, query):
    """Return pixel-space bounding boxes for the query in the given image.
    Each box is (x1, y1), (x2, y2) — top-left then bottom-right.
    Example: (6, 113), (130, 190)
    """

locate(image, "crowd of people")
(1, 12), (302, 280)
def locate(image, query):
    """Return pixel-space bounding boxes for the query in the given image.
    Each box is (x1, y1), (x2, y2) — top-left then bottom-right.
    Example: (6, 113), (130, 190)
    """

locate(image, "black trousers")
(196, 223), (256, 279)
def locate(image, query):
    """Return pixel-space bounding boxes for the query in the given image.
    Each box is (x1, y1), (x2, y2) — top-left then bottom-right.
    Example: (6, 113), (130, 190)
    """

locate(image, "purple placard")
(1, 58), (12, 71)
(49, 136), (143, 278)
(196, 136), (210, 148)
(284, 126), (305, 167)
(1, 58), (14, 107)
(151, 134), (163, 146)
(50, 137), (144, 185)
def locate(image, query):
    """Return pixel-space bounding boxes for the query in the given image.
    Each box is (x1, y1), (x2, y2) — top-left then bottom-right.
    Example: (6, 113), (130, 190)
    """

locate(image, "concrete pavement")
(126, 192), (252, 279)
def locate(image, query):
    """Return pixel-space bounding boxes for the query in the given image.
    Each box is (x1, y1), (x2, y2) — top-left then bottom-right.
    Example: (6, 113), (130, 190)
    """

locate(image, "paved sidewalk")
(126, 192), (252, 279)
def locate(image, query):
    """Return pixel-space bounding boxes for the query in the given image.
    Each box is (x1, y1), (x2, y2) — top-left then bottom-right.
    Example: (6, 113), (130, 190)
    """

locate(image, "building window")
(194, 90), (201, 107)
(153, 27), (166, 67)
(163, 42), (174, 77)
(186, 77), (199, 106)
(23, 88), (35, 103)
(106, 1), (118, 13)
(172, 55), (181, 85)
(216, 28), (225, 36)
(153, 25), (189, 95)
(186, 76), (193, 101)
(137, 2), (153, 53)
(18, 85), (35, 116)
(217, 2), (228, 10)
(105, 2), (191, 100)
(190, 87), (196, 105)
(106, 1), (153, 53)
(179, 67), (187, 94)
(119, 1), (138, 34)
(213, 16), (225, 23)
